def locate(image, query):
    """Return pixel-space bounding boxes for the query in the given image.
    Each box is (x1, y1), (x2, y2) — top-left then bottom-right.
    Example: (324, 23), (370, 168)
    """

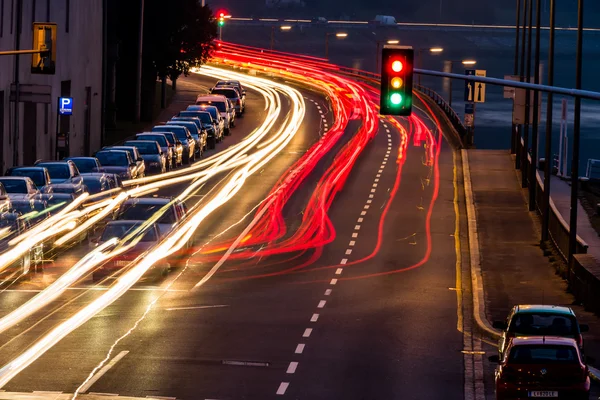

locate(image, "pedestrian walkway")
(466, 149), (600, 359)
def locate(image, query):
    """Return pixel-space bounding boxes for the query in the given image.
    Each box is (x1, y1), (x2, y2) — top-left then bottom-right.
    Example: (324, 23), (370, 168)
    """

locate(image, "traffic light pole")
(0, 49), (49, 55)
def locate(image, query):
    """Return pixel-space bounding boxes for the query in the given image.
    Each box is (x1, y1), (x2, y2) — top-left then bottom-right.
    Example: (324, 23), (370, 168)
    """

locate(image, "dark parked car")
(5, 167), (53, 193)
(135, 133), (174, 170)
(153, 125), (196, 164)
(93, 150), (138, 180)
(34, 160), (85, 196)
(64, 157), (102, 174)
(123, 140), (166, 175)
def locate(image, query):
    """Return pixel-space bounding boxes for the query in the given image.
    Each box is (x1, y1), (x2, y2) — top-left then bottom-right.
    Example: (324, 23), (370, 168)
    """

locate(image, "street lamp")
(325, 32), (348, 59)
(415, 47), (444, 85)
(445, 59), (477, 106)
(375, 39), (400, 72)
(271, 25), (292, 50)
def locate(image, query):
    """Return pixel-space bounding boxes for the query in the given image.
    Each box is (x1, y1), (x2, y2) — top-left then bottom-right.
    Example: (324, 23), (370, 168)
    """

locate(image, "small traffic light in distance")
(217, 11), (226, 26)
(380, 45), (414, 116)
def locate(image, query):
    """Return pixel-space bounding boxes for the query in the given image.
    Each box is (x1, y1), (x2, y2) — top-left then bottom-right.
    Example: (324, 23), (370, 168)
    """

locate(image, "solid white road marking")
(276, 382), (289, 395)
(287, 362), (299, 374)
(345, 249), (352, 255)
(336, 268), (343, 275)
(330, 279), (338, 285)
(317, 301), (326, 308)
(78, 351), (129, 393)
(303, 328), (312, 337)
(325, 289), (332, 295)
(310, 314), (319, 322)
(295, 344), (306, 353)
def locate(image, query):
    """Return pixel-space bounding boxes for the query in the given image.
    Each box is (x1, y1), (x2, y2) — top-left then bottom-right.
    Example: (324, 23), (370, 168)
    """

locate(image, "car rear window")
(211, 89), (237, 98)
(8, 170), (44, 188)
(509, 313), (578, 336)
(70, 159), (98, 173)
(195, 100), (226, 112)
(125, 141), (159, 155)
(508, 345), (579, 364)
(39, 164), (70, 180)
(138, 135), (168, 147)
(96, 152), (128, 166)
(0, 179), (28, 194)
(117, 203), (177, 224)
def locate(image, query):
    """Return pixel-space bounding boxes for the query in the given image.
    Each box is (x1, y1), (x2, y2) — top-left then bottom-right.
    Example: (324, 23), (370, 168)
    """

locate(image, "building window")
(65, 0), (69, 33)
(31, 0), (36, 24)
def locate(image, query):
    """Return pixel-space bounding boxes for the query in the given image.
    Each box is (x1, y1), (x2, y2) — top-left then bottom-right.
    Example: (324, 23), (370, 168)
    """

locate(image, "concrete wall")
(0, 0), (103, 171)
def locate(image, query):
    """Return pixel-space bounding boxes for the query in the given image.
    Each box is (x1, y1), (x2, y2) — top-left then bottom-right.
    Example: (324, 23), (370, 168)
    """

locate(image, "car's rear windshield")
(195, 100), (226, 112)
(169, 122), (198, 135)
(101, 223), (157, 242)
(509, 313), (578, 336)
(70, 159), (98, 173)
(508, 345), (579, 364)
(0, 179), (28, 194)
(38, 164), (70, 180)
(138, 135), (168, 147)
(125, 141), (159, 155)
(211, 89), (237, 98)
(96, 152), (128, 166)
(155, 126), (188, 140)
(117, 203), (177, 224)
(8, 170), (44, 187)
(111, 148), (135, 159)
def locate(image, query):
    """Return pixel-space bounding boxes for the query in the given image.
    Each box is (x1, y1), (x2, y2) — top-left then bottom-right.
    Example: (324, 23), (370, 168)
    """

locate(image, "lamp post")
(325, 32), (347, 60)
(375, 39), (399, 72)
(271, 25), (292, 50)
(416, 47), (443, 85)
(446, 59), (477, 106)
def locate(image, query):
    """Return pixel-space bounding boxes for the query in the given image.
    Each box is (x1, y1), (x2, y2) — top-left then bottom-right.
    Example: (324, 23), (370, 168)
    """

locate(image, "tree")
(140, 0), (218, 120)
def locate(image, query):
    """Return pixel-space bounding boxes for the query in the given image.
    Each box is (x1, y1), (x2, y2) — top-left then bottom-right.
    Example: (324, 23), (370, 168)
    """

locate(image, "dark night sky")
(211, 0), (599, 26)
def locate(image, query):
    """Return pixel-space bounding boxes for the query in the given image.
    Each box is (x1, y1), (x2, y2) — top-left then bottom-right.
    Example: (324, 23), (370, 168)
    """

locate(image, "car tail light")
(576, 334), (583, 348)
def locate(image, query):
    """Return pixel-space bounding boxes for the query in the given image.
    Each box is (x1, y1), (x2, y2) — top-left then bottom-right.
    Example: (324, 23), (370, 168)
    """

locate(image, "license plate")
(529, 391), (558, 397)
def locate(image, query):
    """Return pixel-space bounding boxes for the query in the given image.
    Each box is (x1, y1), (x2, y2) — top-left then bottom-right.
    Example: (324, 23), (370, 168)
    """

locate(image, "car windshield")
(8, 170), (45, 187)
(508, 345), (579, 364)
(196, 101), (226, 112)
(211, 89), (237, 98)
(125, 141), (159, 155)
(0, 179), (28, 194)
(82, 177), (106, 194)
(70, 159), (98, 173)
(117, 203), (177, 224)
(111, 148), (135, 159)
(101, 223), (157, 242)
(139, 135), (168, 147)
(96, 152), (128, 167)
(170, 123), (197, 135)
(39, 164), (70, 180)
(509, 313), (578, 336)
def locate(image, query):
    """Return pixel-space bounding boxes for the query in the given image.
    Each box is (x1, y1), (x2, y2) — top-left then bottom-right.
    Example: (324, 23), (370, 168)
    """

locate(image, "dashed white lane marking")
(369, 194), (374, 199)
(317, 300), (326, 308)
(354, 225), (361, 230)
(378, 169), (383, 173)
(360, 211), (367, 216)
(330, 278), (338, 285)
(78, 351), (129, 393)
(340, 258), (348, 264)
(376, 174), (381, 177)
(349, 241), (356, 246)
(303, 328), (313, 337)
(287, 362), (299, 374)
(364, 205), (370, 210)
(345, 249), (352, 255)
(310, 314), (319, 322)
(352, 232), (358, 238)
(372, 183), (378, 187)
(357, 217), (363, 223)
(336, 268), (343, 275)
(371, 188), (376, 193)
(277, 382), (290, 395)
(325, 289), (332, 295)
(367, 199), (372, 204)
(295, 344), (306, 354)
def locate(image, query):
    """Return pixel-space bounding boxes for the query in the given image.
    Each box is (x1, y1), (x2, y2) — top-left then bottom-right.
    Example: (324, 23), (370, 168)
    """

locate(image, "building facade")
(0, 0), (103, 171)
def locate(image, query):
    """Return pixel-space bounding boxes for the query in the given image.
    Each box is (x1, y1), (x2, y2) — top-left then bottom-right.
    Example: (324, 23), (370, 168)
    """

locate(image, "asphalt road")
(0, 74), (465, 399)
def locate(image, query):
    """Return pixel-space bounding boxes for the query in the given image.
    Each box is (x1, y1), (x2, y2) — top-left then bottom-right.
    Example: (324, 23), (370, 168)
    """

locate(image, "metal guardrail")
(414, 84), (467, 141)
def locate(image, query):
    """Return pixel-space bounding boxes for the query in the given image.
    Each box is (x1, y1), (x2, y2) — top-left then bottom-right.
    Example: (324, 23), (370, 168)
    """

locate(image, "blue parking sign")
(59, 97), (73, 115)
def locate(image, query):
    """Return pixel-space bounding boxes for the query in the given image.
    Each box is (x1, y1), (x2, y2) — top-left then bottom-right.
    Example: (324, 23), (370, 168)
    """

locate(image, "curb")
(461, 149), (502, 341)
(461, 149), (600, 382)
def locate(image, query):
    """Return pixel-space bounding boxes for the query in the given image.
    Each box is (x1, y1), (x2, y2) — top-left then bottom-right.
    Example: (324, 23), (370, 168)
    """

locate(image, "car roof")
(122, 197), (172, 205)
(510, 336), (578, 347)
(66, 157), (97, 160)
(0, 176), (31, 181)
(8, 166), (46, 171)
(106, 146), (137, 151)
(125, 140), (158, 144)
(515, 305), (575, 316)
(36, 161), (70, 165)
(96, 149), (128, 155)
(196, 95), (227, 101)
(137, 132), (166, 137)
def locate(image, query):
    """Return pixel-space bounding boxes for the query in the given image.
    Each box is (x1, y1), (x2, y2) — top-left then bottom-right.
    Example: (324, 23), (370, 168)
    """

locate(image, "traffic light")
(31, 22), (57, 75)
(218, 12), (226, 27)
(380, 45), (414, 116)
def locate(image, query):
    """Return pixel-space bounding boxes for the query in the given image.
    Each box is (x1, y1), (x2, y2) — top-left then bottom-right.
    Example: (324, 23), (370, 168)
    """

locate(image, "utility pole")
(13, 0), (23, 166)
(517, 0), (528, 170)
(134, 0), (144, 123)
(542, 0), (556, 242)
(529, 0), (541, 211)
(521, 0), (533, 188)
(511, 0), (521, 155)
(569, 0), (584, 262)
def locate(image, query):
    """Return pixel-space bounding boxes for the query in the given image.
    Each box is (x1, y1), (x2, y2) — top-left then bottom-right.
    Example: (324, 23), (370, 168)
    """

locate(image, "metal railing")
(414, 84), (467, 140)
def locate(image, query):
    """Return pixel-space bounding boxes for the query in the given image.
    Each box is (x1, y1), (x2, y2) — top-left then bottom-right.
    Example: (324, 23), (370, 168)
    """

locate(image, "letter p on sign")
(59, 97), (73, 115)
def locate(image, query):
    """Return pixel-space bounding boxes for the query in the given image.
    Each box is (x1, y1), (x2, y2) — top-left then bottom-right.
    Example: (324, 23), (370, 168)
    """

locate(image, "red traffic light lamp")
(379, 45), (414, 116)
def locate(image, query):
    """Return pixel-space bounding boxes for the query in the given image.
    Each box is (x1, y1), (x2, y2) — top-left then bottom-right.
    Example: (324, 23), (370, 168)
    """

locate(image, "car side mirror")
(488, 355), (500, 363)
(492, 321), (507, 330)
(580, 324), (590, 333)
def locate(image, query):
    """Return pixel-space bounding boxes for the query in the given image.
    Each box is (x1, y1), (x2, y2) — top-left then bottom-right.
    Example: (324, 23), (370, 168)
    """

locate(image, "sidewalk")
(466, 149), (600, 359)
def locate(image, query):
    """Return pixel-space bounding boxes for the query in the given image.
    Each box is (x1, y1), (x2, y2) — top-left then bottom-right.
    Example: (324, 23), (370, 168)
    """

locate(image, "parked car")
(34, 160), (85, 196)
(215, 79), (246, 99)
(135, 133), (174, 171)
(0, 183), (10, 213)
(0, 177), (40, 200)
(114, 197), (188, 238)
(81, 173), (120, 198)
(103, 146), (146, 178)
(91, 220), (168, 282)
(93, 150), (138, 180)
(64, 157), (102, 174)
(153, 125), (196, 164)
(194, 95), (234, 134)
(123, 140), (166, 175)
(10, 198), (50, 225)
(179, 109), (223, 148)
(157, 131), (183, 168)
(166, 119), (206, 156)
(5, 166), (53, 193)
(493, 305), (589, 359)
(210, 86), (244, 115)
(40, 193), (75, 215)
(490, 336), (590, 400)
(0, 212), (43, 277)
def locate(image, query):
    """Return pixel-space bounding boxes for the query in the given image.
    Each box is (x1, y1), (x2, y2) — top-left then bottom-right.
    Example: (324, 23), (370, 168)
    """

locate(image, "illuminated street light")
(336, 32), (348, 38)
(387, 40), (400, 44)
(280, 25), (292, 31)
(430, 47), (444, 53)
(462, 60), (477, 65)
